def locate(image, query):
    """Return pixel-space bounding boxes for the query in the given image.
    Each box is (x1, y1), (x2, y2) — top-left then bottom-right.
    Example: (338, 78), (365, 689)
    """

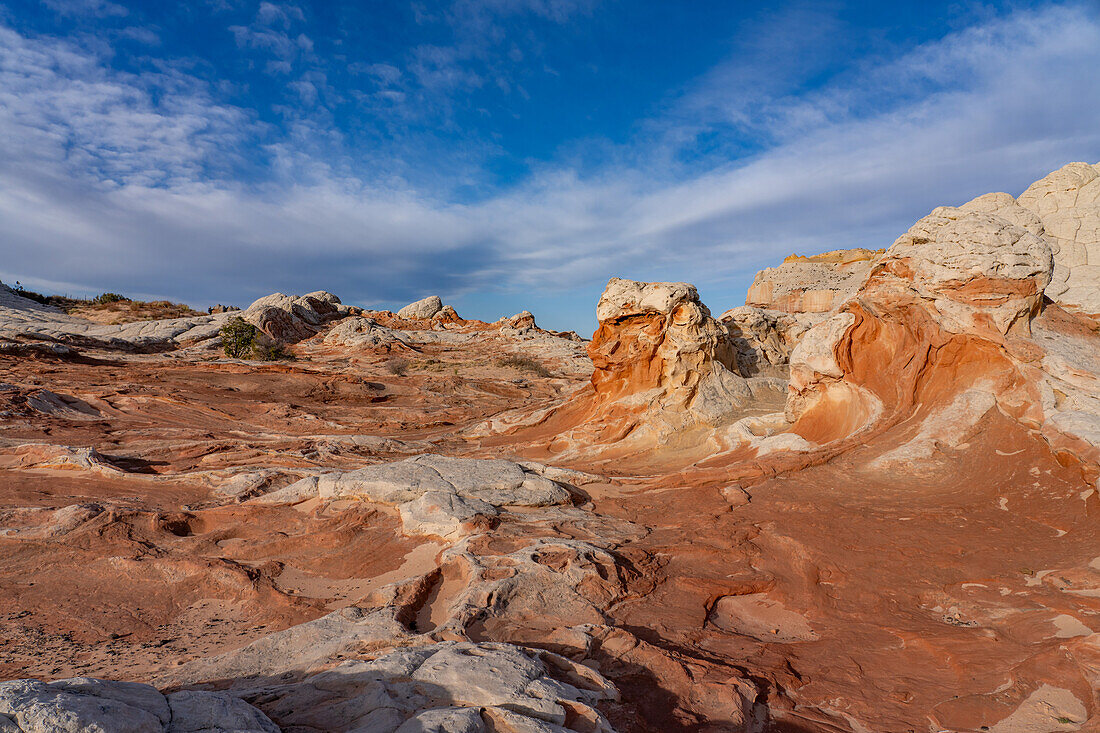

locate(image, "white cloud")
(0, 5), (1098, 328)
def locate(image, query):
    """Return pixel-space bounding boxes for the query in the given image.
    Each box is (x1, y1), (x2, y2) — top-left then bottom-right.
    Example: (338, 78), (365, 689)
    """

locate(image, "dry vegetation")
(11, 285), (202, 324)
(66, 299), (203, 324)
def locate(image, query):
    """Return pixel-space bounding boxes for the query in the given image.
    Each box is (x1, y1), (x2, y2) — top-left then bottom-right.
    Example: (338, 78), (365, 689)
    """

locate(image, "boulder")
(431, 305), (465, 326)
(500, 311), (537, 331)
(242, 291), (345, 344)
(240, 305), (315, 344)
(398, 296), (444, 320)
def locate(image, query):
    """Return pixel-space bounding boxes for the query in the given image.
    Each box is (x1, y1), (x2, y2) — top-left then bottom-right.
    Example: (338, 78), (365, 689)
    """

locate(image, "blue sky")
(1, 0), (1098, 332)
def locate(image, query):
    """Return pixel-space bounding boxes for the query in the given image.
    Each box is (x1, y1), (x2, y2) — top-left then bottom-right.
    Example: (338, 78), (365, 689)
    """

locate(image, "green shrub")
(10, 282), (51, 305)
(93, 292), (130, 304)
(498, 355), (551, 378)
(219, 317), (293, 361)
(220, 317), (258, 359)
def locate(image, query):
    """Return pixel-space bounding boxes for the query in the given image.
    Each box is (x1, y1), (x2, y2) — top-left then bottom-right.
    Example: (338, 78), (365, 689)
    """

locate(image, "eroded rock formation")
(2, 160), (1100, 733)
(782, 196), (1100, 464)
(476, 278), (789, 461)
(745, 248), (881, 313)
(397, 295), (444, 320)
(1017, 162), (1100, 313)
(718, 305), (816, 377)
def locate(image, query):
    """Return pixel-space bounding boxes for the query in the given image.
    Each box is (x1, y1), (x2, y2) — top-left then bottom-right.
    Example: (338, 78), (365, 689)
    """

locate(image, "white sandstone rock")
(250, 641), (617, 733)
(1015, 161), (1100, 313)
(323, 317), (406, 348)
(253, 455), (573, 539)
(0, 678), (277, 733)
(398, 296), (444, 320)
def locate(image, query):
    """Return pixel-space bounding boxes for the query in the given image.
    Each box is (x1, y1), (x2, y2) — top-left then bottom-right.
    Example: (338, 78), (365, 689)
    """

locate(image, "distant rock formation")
(241, 290), (348, 344)
(397, 295), (444, 320)
(718, 306), (816, 377)
(498, 310), (537, 332)
(477, 278), (786, 459)
(746, 248), (881, 313)
(321, 316), (406, 350)
(0, 284), (354, 351)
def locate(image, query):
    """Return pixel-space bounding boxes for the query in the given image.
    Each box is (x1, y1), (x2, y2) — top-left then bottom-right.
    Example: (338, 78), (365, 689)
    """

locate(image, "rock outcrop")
(718, 306), (816, 377)
(398, 295), (444, 320)
(0, 284), (353, 351)
(0, 282), (232, 350)
(321, 317), (407, 350)
(745, 248), (881, 313)
(241, 291), (349, 344)
(476, 278), (786, 460)
(1016, 162), (1100, 313)
(588, 278), (743, 405)
(254, 454), (577, 539)
(783, 197), (1100, 464)
(246, 641), (618, 733)
(0, 678), (277, 733)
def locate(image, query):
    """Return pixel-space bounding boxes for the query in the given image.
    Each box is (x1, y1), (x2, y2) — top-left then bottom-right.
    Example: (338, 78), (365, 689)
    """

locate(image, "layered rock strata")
(745, 248), (881, 313)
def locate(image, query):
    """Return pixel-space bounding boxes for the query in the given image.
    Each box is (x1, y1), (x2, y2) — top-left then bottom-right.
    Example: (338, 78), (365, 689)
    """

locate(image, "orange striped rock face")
(1, 163), (1100, 733)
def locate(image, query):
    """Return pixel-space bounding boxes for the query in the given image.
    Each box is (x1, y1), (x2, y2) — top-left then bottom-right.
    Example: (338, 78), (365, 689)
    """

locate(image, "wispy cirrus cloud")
(0, 3), (1098, 331)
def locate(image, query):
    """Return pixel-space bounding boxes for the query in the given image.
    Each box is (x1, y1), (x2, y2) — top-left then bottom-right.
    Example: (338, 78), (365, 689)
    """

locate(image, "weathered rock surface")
(0, 283), (352, 351)
(322, 317), (407, 350)
(238, 641), (617, 733)
(1016, 161), (1100, 313)
(5, 161), (1100, 733)
(0, 282), (232, 350)
(256, 454), (575, 539)
(780, 171), (1100, 477)
(718, 305), (818, 377)
(241, 290), (350, 344)
(0, 677), (277, 733)
(745, 248), (881, 313)
(474, 278), (788, 460)
(398, 295), (444, 320)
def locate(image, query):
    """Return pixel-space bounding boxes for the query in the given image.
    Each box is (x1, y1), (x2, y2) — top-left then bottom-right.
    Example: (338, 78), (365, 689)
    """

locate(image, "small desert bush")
(220, 318), (293, 361)
(93, 292), (130, 305)
(498, 355), (551, 378)
(221, 317), (258, 359)
(10, 282), (52, 305)
(252, 341), (295, 361)
(385, 357), (410, 376)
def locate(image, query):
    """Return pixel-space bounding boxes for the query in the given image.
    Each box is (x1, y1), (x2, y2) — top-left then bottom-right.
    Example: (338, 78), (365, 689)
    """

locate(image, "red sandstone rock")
(1, 162), (1099, 733)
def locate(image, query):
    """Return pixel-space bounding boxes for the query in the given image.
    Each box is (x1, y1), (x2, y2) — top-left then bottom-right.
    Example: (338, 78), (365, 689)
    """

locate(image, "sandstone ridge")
(2, 160), (1100, 733)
